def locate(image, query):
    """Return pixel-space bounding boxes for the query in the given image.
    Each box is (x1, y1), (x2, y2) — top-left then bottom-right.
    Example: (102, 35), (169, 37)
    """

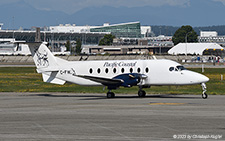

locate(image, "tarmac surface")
(0, 93), (224, 141)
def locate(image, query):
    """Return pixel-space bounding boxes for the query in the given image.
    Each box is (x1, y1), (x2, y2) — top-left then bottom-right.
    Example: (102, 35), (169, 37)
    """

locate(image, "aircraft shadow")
(27, 93), (106, 100)
(27, 93), (201, 100)
(115, 94), (201, 99)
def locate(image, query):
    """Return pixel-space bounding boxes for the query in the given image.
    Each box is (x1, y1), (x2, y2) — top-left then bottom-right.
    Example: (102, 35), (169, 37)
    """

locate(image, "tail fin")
(27, 42), (66, 85)
(28, 42), (58, 70)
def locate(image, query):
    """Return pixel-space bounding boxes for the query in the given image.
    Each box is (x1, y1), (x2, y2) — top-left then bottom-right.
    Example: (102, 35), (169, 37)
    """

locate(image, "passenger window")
(113, 68), (117, 73)
(137, 68), (141, 73)
(89, 68), (93, 74)
(105, 68), (109, 73)
(130, 68), (133, 73)
(97, 68), (101, 74)
(169, 67), (174, 71)
(145, 67), (149, 73)
(121, 68), (125, 73)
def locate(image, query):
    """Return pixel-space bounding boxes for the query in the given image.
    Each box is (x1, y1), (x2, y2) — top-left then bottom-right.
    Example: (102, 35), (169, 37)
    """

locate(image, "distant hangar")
(168, 43), (225, 55)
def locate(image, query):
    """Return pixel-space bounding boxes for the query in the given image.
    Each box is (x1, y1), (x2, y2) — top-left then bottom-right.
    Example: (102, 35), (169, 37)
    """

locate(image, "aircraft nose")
(202, 75), (209, 83)
(199, 74), (209, 83)
(189, 71), (209, 84)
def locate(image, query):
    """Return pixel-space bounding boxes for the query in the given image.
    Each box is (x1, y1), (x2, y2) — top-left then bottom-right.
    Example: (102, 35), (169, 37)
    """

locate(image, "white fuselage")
(45, 59), (209, 86)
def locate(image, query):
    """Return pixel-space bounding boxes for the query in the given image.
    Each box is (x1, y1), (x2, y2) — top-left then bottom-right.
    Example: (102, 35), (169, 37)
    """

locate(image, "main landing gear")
(107, 90), (146, 98)
(201, 83), (208, 99)
(106, 87), (147, 98)
(138, 86), (146, 97)
(138, 90), (146, 97)
(107, 91), (115, 98)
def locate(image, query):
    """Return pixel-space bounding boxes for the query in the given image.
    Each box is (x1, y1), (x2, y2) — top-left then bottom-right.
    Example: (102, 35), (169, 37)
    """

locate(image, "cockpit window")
(176, 65), (187, 71)
(169, 66), (187, 72)
(169, 67), (174, 71)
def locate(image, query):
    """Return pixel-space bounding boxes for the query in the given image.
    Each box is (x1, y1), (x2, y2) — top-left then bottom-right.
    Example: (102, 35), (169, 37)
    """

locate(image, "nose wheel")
(201, 83), (208, 99)
(202, 93), (208, 99)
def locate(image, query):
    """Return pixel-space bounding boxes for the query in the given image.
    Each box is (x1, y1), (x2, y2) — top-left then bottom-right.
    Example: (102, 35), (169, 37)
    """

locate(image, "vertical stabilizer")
(27, 42), (66, 85)
(28, 43), (58, 69)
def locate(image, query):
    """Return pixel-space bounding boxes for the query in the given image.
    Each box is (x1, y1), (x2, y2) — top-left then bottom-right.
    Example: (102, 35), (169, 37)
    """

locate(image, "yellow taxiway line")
(149, 103), (186, 105)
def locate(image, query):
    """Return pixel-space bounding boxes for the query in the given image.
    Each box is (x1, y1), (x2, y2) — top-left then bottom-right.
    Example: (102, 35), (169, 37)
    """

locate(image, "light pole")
(185, 31), (191, 56)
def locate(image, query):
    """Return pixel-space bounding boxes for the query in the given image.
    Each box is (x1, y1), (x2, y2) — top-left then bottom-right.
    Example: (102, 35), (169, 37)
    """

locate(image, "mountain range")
(1, 0), (225, 31)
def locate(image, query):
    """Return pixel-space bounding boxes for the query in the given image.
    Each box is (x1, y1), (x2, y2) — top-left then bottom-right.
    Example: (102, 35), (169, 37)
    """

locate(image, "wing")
(77, 73), (148, 88)
(77, 75), (124, 86)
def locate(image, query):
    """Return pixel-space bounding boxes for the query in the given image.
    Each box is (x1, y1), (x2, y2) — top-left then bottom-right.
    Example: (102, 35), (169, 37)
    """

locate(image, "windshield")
(176, 65), (187, 71)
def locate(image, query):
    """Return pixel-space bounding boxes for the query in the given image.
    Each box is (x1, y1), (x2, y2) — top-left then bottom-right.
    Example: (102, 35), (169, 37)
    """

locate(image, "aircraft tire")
(202, 93), (208, 99)
(107, 92), (115, 98)
(138, 90), (146, 97)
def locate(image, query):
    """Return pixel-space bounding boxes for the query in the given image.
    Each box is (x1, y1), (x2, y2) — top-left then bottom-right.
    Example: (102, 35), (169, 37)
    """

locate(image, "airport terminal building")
(49, 21), (150, 39)
(0, 21), (150, 44)
(198, 31), (225, 47)
(0, 22), (156, 54)
(90, 22), (142, 38)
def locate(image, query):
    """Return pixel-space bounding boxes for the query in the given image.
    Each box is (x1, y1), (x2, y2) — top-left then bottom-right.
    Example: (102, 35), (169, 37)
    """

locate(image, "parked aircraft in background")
(27, 42), (209, 99)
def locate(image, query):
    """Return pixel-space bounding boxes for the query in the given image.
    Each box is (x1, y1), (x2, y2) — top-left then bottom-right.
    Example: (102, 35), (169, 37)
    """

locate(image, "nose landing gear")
(201, 83), (208, 99)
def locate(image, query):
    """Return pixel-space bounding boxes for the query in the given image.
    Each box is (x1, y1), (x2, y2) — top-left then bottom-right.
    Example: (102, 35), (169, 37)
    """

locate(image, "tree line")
(151, 25), (225, 36)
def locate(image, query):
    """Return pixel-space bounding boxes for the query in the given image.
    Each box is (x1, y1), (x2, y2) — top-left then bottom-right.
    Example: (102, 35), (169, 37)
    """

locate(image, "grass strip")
(0, 67), (224, 95)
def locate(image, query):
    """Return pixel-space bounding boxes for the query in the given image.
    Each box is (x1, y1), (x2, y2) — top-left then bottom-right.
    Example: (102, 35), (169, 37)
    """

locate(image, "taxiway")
(0, 93), (224, 140)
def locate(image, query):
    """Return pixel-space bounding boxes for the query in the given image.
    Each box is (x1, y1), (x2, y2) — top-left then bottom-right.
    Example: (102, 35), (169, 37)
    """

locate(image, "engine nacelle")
(113, 73), (141, 87)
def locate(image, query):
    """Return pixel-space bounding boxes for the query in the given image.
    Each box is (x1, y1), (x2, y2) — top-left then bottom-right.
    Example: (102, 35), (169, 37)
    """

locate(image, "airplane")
(27, 42), (209, 99)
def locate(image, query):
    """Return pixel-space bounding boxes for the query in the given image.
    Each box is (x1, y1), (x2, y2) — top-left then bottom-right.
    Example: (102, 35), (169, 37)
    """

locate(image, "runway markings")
(148, 102), (186, 105)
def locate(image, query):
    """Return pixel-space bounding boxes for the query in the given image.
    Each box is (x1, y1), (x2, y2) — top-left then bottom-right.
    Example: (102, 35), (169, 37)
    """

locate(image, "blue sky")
(1, 0), (225, 28)
(0, 0), (211, 14)
(1, 0), (225, 14)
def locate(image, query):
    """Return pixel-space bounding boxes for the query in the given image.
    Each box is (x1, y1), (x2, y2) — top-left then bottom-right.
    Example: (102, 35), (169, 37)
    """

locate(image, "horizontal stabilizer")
(37, 67), (59, 73)
(42, 73), (65, 85)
